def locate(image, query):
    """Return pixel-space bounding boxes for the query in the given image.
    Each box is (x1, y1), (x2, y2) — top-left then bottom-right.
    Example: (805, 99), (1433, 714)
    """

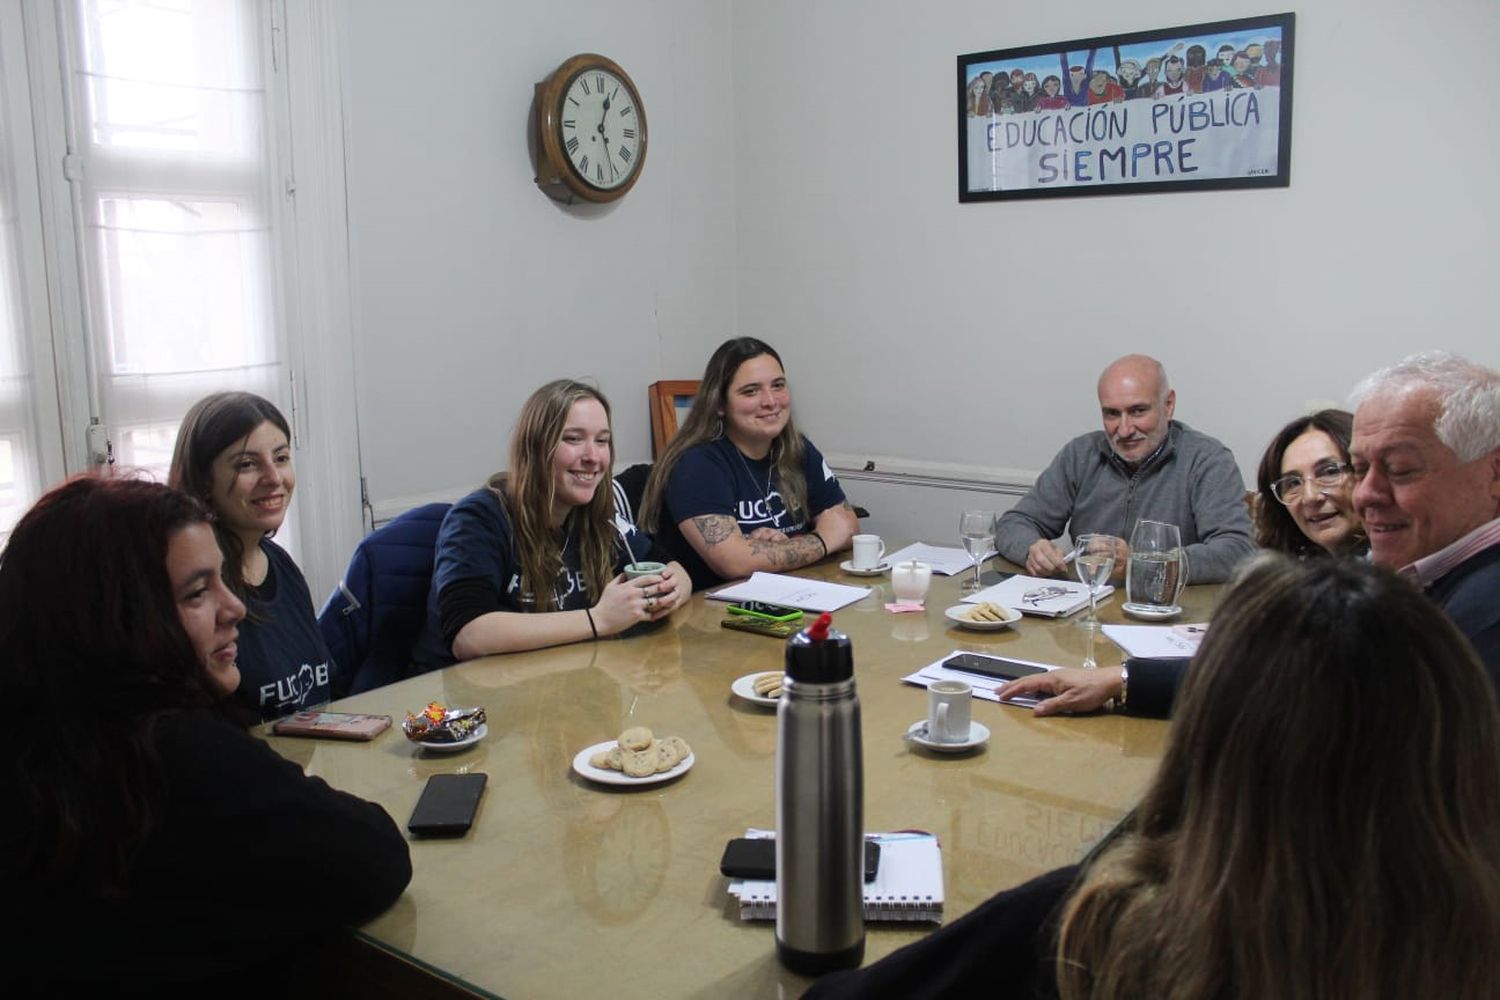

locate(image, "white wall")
(340, 0), (1500, 543)
(341, 0), (737, 513)
(732, 0), (1500, 500)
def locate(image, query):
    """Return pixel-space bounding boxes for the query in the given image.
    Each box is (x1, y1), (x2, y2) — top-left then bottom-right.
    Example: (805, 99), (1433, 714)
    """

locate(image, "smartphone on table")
(271, 711), (392, 741)
(941, 653), (1048, 682)
(720, 837), (880, 882)
(726, 601), (804, 623)
(407, 773), (488, 838)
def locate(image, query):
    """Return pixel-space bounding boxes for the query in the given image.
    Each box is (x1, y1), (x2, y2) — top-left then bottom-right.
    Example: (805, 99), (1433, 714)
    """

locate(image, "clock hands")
(596, 90), (618, 182)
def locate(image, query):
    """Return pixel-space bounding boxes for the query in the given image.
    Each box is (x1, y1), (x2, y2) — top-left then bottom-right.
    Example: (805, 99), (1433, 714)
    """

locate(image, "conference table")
(266, 555), (1222, 998)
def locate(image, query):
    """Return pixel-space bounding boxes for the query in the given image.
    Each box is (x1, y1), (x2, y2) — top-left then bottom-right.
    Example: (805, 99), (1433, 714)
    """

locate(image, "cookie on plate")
(618, 726), (654, 751)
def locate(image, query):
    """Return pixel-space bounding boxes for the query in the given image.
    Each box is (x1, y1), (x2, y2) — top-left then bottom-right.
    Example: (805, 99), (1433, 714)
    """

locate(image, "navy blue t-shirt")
(234, 539), (337, 721)
(658, 435), (847, 590)
(410, 487), (662, 670)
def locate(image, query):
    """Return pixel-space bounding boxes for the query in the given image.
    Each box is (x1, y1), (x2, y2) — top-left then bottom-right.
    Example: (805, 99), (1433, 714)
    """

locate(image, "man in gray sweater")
(993, 354), (1254, 584)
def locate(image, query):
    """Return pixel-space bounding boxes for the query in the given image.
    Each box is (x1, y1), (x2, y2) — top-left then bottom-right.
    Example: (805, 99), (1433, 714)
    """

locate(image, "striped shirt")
(1402, 516), (1500, 589)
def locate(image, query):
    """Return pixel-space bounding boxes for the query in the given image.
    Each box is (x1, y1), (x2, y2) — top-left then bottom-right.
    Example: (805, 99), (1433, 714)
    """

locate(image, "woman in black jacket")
(0, 476), (411, 988)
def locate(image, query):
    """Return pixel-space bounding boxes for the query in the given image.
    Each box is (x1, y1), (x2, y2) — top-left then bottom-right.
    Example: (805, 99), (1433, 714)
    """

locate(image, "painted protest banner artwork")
(957, 13), (1293, 202)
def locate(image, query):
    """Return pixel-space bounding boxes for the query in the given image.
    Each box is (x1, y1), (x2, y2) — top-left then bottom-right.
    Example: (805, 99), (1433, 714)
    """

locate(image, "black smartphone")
(407, 773), (488, 838)
(942, 653), (1049, 682)
(719, 837), (880, 882)
(726, 601), (804, 623)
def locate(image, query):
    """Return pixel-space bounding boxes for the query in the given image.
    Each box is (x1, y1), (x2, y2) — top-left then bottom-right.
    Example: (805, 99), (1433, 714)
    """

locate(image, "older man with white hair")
(1349, 351), (1500, 683)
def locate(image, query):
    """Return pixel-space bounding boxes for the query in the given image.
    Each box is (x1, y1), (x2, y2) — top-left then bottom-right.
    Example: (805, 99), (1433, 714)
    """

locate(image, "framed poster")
(958, 12), (1294, 202)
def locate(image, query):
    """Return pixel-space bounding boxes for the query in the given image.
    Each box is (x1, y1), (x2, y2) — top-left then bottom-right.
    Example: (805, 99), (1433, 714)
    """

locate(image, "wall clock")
(533, 54), (648, 203)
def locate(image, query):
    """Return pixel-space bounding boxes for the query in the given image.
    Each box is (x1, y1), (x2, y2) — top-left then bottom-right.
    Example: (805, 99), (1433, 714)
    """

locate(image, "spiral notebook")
(725, 830), (944, 923)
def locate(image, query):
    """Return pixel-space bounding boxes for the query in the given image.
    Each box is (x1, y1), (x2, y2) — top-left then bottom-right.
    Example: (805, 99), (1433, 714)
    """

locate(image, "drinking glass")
(958, 510), (996, 593)
(1072, 533), (1118, 631)
(1125, 520), (1189, 613)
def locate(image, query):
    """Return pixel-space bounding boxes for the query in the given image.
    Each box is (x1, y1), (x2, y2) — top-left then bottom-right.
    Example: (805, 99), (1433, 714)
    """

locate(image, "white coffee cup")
(851, 534), (886, 570)
(890, 560), (933, 603)
(926, 680), (973, 743)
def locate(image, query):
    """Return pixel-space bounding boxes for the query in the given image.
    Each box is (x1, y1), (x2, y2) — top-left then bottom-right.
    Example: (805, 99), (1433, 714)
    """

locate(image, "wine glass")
(1072, 533), (1118, 632)
(958, 510), (996, 593)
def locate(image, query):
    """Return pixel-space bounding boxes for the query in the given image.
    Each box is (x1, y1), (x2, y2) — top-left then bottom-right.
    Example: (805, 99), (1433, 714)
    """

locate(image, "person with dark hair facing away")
(1254, 408), (1367, 558)
(638, 338), (859, 591)
(169, 391), (337, 719)
(0, 476), (410, 989)
(808, 555), (1500, 999)
(410, 380), (688, 669)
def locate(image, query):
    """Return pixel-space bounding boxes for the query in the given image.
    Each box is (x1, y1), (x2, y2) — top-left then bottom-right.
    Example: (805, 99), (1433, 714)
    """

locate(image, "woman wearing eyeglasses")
(1254, 409), (1368, 557)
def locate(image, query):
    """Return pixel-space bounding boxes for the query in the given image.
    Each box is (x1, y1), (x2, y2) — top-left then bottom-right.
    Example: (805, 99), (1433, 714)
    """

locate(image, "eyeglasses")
(1270, 462), (1351, 504)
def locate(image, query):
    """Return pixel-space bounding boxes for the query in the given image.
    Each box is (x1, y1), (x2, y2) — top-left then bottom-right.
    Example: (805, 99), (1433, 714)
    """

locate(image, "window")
(70, 0), (283, 480)
(0, 0), (362, 589)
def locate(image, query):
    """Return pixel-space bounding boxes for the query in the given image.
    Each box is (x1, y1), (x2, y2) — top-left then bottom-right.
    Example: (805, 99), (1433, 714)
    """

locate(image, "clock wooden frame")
(533, 53), (648, 204)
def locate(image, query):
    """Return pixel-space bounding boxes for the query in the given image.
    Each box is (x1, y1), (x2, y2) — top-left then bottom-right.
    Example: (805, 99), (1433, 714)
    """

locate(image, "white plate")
(905, 719), (990, 753)
(943, 603), (1021, 631)
(839, 559), (891, 577)
(572, 739), (696, 787)
(1122, 602), (1183, 621)
(731, 671), (783, 707)
(410, 722), (488, 753)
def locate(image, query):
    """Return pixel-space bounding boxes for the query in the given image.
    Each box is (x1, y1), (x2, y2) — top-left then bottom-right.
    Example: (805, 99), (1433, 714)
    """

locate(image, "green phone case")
(720, 616), (802, 639)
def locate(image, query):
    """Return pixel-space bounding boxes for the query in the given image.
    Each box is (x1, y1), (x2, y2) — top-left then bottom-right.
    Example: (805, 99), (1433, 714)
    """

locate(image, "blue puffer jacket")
(318, 503), (450, 696)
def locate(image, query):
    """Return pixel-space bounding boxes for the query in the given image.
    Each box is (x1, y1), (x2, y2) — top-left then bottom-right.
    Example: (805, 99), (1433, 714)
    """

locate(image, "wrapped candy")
(402, 701), (487, 744)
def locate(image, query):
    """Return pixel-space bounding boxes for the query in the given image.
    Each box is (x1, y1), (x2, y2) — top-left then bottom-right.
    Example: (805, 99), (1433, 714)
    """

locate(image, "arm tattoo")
(747, 532), (824, 568)
(691, 515), (737, 546)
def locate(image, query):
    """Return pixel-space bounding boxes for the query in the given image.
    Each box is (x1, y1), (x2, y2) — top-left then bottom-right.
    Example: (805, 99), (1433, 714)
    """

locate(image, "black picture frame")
(958, 12), (1294, 202)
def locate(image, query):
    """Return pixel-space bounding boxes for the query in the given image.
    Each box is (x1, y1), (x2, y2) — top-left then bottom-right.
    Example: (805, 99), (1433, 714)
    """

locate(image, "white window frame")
(11, 0), (362, 598)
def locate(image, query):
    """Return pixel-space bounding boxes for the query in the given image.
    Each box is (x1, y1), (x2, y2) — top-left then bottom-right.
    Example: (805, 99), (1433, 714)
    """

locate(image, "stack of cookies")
(590, 726), (692, 778)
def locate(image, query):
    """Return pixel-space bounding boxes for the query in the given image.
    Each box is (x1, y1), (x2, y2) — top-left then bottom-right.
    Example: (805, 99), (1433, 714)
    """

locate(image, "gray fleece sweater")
(994, 420), (1254, 584)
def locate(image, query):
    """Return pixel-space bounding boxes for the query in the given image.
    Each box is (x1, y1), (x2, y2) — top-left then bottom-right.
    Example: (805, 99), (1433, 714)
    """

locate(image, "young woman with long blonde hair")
(411, 380), (687, 667)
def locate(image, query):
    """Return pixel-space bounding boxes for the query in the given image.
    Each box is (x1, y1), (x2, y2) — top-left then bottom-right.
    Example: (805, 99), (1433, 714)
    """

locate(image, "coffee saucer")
(904, 720), (990, 753)
(840, 559), (891, 577)
(1122, 602), (1182, 621)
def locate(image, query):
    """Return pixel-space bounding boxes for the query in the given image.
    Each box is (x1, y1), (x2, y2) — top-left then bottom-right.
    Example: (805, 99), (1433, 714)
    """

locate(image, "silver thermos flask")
(775, 611), (865, 974)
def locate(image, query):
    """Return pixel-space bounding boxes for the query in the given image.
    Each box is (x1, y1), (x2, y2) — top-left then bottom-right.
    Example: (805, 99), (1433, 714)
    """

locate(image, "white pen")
(1063, 550), (1077, 564)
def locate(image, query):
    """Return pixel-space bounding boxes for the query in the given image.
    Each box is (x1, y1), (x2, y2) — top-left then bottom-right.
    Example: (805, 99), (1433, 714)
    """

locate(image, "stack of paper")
(726, 830), (944, 923)
(963, 574), (1113, 618)
(709, 572), (872, 612)
(883, 543), (981, 577)
(1101, 623), (1205, 658)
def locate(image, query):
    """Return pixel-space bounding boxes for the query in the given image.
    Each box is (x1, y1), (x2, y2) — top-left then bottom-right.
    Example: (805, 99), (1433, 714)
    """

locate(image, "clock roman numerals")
(541, 58), (645, 197)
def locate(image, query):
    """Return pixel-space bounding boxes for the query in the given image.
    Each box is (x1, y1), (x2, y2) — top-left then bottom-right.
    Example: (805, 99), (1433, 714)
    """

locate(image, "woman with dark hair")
(169, 391), (336, 718)
(1255, 408), (1366, 558)
(638, 338), (859, 590)
(410, 379), (688, 669)
(0, 476), (410, 988)
(809, 555), (1500, 998)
